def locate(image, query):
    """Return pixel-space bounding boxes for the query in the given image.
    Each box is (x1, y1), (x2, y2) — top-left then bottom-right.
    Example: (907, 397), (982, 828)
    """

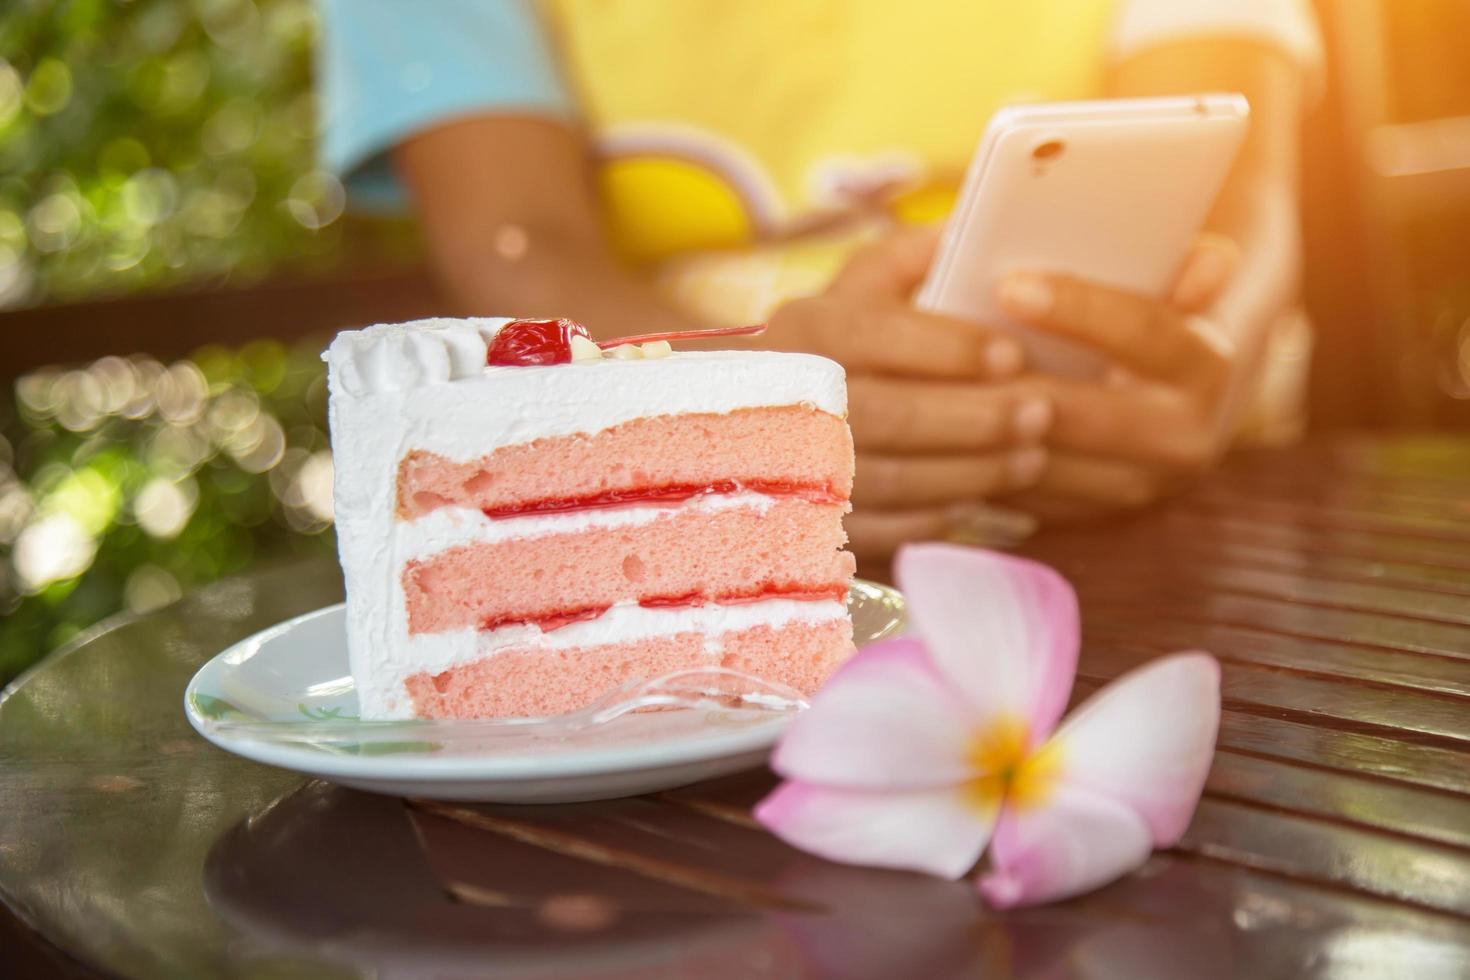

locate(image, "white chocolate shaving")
(569, 334), (604, 361)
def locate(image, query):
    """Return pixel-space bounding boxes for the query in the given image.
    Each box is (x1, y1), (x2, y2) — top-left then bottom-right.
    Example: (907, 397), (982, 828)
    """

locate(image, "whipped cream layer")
(358, 597), (848, 718)
(398, 492), (775, 559)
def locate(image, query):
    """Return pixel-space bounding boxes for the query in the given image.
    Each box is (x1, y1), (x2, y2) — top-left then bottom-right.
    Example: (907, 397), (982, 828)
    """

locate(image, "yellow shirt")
(544, 1), (1116, 323)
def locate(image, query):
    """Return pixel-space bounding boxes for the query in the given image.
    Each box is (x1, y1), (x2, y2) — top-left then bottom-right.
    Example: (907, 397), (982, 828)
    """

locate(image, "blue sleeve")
(316, 0), (574, 211)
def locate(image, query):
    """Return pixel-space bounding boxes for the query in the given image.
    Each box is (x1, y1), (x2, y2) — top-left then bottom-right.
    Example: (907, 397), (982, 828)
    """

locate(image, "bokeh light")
(0, 481), (33, 546)
(13, 514), (96, 592)
(27, 191), (83, 254)
(2, 338), (338, 681)
(298, 450), (335, 522)
(286, 170), (346, 231)
(0, 0), (340, 308)
(0, 60), (23, 127)
(0, 3), (409, 679)
(123, 564), (183, 614)
(134, 477), (197, 539)
(24, 58), (72, 116)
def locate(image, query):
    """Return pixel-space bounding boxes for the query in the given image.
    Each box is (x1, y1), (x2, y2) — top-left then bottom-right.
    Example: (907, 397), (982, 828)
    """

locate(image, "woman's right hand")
(763, 227), (1052, 560)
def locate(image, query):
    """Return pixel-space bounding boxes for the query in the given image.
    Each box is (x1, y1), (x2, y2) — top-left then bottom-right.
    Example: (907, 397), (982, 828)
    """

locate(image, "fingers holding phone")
(1169, 233), (1241, 311)
(993, 232), (1251, 518)
(763, 227), (1056, 559)
(910, 95), (1252, 521)
(994, 236), (1238, 401)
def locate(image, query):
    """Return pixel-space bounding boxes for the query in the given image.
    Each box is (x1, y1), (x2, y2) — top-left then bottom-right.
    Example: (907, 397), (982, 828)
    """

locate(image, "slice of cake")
(324, 317), (856, 719)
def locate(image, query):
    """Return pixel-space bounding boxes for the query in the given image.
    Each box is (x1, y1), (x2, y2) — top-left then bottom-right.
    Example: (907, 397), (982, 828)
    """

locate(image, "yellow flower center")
(962, 716), (1064, 814)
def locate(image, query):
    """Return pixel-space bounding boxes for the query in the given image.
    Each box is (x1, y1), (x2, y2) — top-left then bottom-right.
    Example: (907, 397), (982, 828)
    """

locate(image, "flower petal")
(771, 637), (976, 789)
(755, 779), (997, 879)
(895, 544), (1079, 743)
(977, 786), (1152, 909)
(1046, 652), (1221, 846)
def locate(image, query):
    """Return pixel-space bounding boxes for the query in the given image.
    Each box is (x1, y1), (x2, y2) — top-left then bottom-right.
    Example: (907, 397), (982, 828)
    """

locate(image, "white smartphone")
(916, 94), (1249, 378)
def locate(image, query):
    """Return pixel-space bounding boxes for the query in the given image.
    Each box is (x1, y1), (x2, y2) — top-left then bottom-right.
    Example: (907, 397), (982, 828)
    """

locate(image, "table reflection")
(204, 781), (1238, 979)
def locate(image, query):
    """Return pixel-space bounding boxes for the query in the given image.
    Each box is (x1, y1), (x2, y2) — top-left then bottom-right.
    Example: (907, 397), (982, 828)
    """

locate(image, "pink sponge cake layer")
(404, 618), (854, 719)
(325, 320), (856, 720)
(397, 405), (853, 519)
(402, 498), (854, 633)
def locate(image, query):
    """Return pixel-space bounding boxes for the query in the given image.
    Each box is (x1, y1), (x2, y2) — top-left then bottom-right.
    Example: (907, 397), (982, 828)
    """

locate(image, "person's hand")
(763, 227), (1054, 559)
(993, 235), (1243, 522)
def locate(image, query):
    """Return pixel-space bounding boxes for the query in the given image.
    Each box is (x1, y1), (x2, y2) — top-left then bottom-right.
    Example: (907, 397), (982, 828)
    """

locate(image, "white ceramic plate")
(184, 580), (904, 803)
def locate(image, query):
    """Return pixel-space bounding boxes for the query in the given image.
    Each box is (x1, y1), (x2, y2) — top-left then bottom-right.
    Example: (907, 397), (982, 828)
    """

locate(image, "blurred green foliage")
(0, 0), (340, 307)
(0, 340), (338, 682)
(0, 1), (370, 681)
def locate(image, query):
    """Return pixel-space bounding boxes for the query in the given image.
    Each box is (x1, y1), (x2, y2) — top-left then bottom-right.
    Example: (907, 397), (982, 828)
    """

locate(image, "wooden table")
(2, 435), (1468, 978)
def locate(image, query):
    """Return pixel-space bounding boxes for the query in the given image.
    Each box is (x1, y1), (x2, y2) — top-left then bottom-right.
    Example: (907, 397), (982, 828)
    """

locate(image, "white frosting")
(323, 317), (850, 719)
(326, 317), (504, 395)
(324, 319), (846, 458)
(358, 598), (849, 719)
(400, 492), (775, 559)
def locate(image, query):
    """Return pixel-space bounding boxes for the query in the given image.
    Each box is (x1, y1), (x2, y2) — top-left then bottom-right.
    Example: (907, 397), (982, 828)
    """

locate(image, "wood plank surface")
(399, 438), (1470, 967)
(4, 437), (1469, 978)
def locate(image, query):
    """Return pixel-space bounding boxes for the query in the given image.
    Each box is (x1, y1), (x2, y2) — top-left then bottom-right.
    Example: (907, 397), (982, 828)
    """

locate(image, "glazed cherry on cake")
(483, 318), (591, 366)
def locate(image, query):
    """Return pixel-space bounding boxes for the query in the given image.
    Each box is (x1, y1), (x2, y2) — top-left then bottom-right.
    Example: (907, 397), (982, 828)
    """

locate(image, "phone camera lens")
(1031, 140), (1064, 162)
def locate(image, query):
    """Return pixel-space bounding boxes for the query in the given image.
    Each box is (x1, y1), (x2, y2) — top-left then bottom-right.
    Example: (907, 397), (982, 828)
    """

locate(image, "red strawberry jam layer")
(479, 583), (850, 633)
(397, 405), (852, 520)
(479, 479), (842, 519)
(402, 496), (854, 635)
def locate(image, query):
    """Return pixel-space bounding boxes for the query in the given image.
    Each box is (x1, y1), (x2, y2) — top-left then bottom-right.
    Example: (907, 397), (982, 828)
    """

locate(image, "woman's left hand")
(993, 235), (1246, 521)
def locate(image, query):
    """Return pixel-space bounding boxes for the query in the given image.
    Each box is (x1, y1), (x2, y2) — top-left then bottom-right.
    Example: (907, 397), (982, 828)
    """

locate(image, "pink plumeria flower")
(756, 543), (1220, 908)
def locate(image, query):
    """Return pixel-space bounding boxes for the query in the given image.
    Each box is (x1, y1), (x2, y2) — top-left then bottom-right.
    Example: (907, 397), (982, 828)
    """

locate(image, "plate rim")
(184, 580), (901, 785)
